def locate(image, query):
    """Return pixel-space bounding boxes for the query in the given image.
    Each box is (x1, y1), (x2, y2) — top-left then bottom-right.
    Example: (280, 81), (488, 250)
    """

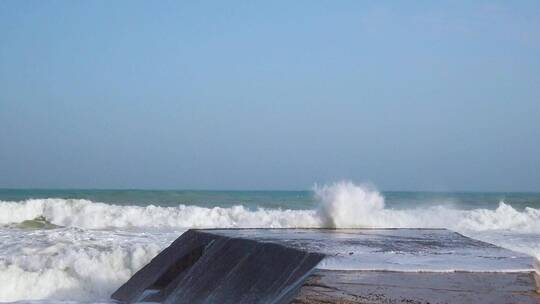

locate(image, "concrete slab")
(112, 229), (539, 304)
(207, 228), (535, 272)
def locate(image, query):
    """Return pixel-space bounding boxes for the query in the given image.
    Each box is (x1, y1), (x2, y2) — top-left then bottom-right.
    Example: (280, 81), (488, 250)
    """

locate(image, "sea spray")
(315, 181), (385, 228)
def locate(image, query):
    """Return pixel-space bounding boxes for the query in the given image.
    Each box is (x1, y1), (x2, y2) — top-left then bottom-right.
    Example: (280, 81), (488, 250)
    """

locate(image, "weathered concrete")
(293, 270), (539, 304)
(112, 229), (540, 304)
(205, 229), (535, 272)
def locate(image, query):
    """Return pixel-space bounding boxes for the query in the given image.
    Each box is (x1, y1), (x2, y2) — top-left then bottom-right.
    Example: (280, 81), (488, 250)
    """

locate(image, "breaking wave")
(1, 181), (539, 302)
(1, 182), (539, 233)
(315, 181), (540, 233)
(0, 227), (166, 302)
(0, 198), (320, 230)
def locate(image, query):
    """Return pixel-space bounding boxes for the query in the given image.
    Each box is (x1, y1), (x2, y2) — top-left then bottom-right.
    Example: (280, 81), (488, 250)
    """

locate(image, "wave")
(316, 182), (540, 233)
(1, 182), (539, 233)
(1, 182), (540, 302)
(0, 199), (320, 230)
(0, 228), (166, 302)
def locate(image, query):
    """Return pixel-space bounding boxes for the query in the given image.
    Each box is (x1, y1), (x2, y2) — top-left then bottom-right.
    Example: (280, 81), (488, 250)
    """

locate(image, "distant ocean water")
(1, 182), (539, 303)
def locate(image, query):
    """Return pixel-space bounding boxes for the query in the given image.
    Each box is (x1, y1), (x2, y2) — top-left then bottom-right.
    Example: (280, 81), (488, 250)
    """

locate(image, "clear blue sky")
(1, 1), (539, 191)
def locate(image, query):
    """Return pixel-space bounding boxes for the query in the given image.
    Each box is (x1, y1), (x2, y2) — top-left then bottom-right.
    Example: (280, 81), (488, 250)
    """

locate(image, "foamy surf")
(1, 186), (539, 233)
(0, 228), (167, 302)
(0, 182), (539, 302)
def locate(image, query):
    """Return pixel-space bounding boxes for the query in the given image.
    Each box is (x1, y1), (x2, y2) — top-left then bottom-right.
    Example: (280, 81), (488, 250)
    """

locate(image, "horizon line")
(1, 187), (539, 194)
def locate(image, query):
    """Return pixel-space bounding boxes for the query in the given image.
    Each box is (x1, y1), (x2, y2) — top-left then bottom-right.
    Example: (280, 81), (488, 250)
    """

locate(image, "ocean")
(1, 182), (539, 303)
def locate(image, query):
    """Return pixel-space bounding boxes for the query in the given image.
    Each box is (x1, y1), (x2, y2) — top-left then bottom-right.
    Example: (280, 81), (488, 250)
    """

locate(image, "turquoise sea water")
(1, 188), (539, 210)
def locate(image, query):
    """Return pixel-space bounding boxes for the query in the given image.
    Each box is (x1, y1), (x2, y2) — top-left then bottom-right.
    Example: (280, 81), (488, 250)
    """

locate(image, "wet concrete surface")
(293, 270), (539, 304)
(112, 229), (539, 303)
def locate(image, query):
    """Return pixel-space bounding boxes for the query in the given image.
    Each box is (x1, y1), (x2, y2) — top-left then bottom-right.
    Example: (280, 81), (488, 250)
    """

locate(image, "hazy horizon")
(1, 187), (539, 194)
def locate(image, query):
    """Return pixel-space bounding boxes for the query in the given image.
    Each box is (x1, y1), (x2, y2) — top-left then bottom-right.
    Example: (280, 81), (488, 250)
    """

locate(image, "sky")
(0, 1), (539, 191)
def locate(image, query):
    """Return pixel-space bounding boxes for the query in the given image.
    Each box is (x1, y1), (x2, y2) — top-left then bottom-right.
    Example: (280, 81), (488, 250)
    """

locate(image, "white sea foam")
(1, 186), (539, 233)
(0, 228), (172, 302)
(0, 199), (321, 230)
(314, 181), (540, 233)
(1, 182), (539, 302)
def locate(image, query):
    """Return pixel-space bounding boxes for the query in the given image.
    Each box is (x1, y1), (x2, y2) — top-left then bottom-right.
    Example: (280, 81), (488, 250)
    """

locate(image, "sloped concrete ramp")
(112, 229), (540, 304)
